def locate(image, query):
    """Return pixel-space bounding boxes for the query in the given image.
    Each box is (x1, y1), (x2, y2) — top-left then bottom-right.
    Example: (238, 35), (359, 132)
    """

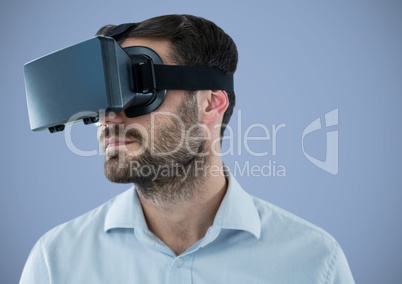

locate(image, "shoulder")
(20, 188), (136, 283)
(37, 188), (132, 249)
(250, 196), (355, 282)
(253, 196), (339, 249)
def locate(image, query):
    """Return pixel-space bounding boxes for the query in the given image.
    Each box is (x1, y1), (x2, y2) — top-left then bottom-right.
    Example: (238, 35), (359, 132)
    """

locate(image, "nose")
(99, 110), (125, 125)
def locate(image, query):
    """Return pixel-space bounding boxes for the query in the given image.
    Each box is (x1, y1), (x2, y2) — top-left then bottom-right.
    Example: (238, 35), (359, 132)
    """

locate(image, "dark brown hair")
(97, 14), (238, 138)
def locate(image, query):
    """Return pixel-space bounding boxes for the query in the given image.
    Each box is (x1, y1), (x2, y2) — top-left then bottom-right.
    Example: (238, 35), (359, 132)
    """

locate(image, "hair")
(96, 14), (238, 139)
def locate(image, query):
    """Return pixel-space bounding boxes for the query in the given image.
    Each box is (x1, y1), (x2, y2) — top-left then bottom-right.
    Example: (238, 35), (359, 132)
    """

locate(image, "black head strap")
(106, 23), (234, 92)
(139, 64), (234, 92)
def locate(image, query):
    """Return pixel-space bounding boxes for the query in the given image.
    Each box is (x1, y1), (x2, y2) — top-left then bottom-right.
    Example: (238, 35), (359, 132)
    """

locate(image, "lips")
(105, 137), (135, 150)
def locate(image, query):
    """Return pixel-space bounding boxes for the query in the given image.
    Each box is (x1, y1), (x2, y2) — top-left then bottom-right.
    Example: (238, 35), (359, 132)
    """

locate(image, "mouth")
(105, 137), (135, 151)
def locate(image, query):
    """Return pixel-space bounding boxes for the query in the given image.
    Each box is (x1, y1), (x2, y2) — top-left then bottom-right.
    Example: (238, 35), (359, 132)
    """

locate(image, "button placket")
(166, 254), (194, 283)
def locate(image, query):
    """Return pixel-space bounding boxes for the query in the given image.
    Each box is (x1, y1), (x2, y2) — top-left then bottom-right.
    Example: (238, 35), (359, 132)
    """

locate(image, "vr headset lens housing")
(24, 33), (233, 133)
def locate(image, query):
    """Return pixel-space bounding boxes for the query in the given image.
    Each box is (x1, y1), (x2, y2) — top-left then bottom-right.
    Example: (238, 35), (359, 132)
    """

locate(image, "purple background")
(1, 0), (401, 283)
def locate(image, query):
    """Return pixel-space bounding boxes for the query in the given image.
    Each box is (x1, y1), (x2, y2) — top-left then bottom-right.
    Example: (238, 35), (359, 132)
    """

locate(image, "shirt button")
(176, 257), (184, 267)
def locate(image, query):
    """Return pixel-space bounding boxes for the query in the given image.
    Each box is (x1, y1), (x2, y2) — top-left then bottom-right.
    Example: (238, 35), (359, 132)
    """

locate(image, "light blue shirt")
(20, 173), (355, 283)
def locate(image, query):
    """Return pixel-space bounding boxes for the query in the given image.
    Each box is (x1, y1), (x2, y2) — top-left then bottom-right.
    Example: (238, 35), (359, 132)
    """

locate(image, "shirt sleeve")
(326, 244), (355, 284)
(20, 241), (50, 284)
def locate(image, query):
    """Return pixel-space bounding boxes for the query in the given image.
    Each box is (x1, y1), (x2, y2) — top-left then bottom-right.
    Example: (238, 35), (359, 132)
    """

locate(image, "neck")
(136, 157), (227, 255)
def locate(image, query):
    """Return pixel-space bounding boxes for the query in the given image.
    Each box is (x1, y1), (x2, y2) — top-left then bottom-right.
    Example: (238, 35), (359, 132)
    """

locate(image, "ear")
(200, 90), (229, 125)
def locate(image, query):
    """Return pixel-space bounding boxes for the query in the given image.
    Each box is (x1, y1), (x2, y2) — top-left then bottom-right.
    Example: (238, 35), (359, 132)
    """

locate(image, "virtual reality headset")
(24, 23), (234, 133)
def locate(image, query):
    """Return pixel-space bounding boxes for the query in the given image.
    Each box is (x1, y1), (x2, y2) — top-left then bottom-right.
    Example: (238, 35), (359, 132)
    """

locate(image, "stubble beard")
(100, 96), (209, 205)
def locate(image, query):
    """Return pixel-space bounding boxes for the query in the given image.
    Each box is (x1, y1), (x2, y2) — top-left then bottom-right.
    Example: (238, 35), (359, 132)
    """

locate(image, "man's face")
(97, 38), (208, 201)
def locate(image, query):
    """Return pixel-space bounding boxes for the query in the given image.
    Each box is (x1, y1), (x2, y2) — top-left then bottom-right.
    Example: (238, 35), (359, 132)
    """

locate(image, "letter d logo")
(302, 109), (338, 175)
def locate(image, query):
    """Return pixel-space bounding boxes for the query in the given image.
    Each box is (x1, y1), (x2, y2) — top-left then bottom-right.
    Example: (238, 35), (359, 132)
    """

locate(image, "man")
(20, 14), (355, 283)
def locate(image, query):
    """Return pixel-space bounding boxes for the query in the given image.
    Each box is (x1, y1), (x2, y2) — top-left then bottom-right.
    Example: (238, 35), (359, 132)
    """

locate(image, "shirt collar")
(104, 187), (145, 232)
(213, 172), (261, 239)
(104, 172), (261, 239)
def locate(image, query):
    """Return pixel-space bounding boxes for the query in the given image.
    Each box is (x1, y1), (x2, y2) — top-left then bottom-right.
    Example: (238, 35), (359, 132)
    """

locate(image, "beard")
(98, 95), (209, 205)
